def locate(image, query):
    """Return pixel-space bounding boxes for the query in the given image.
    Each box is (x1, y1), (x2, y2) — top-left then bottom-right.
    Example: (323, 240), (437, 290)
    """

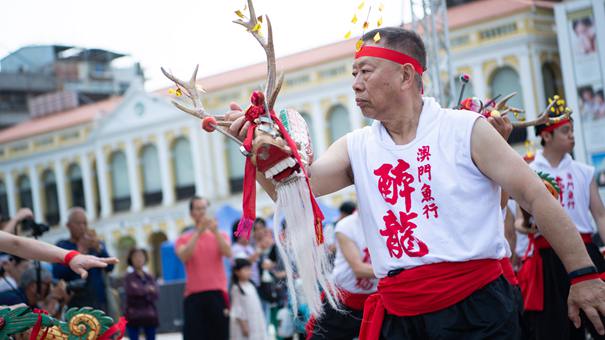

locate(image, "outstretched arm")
(0, 231), (118, 279)
(471, 118), (605, 334)
(589, 179), (605, 243)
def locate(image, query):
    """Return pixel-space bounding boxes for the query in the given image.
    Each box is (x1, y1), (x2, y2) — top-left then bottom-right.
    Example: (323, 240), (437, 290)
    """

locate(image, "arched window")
(542, 62), (562, 104)
(17, 175), (32, 210)
(489, 66), (526, 144)
(110, 151), (131, 212)
(0, 180), (8, 218)
(300, 112), (317, 154)
(140, 144), (162, 206)
(327, 105), (351, 143)
(67, 164), (85, 209)
(149, 231), (168, 278)
(171, 137), (195, 200)
(42, 170), (59, 225)
(227, 138), (246, 194)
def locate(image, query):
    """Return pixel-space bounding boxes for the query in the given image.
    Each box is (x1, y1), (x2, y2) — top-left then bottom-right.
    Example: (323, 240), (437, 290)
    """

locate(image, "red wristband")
(63, 250), (80, 266)
(570, 272), (602, 285)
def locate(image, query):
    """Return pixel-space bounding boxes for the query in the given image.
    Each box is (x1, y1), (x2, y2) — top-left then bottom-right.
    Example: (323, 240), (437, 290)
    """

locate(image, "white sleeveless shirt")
(530, 150), (595, 234)
(332, 213), (378, 294)
(347, 97), (507, 278)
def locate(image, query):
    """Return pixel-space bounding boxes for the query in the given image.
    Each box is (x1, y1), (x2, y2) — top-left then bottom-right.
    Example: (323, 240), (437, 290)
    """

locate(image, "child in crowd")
(229, 258), (268, 340)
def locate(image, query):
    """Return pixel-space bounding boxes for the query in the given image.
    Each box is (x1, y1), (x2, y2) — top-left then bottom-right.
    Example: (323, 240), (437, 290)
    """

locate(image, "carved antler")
(161, 66), (243, 146)
(511, 98), (571, 128)
(233, 0), (284, 112)
(161, 65), (206, 119)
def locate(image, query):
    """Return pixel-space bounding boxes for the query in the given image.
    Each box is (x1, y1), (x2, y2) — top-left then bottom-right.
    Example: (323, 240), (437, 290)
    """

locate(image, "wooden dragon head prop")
(162, 0), (335, 317)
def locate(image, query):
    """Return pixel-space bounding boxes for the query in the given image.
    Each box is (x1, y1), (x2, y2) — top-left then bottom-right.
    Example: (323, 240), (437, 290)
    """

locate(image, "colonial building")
(0, 0), (562, 277)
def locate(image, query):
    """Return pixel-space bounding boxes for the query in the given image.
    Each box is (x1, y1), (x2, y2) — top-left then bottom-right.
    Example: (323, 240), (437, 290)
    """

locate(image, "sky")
(0, 0), (410, 91)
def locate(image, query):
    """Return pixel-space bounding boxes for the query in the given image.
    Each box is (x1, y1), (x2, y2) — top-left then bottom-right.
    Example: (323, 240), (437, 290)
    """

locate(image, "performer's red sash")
(341, 289), (373, 311)
(518, 233), (593, 311)
(359, 259), (502, 340)
(500, 257), (519, 286)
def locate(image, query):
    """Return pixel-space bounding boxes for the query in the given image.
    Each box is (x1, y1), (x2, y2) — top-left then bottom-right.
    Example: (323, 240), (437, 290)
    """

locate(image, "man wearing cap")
(518, 106), (605, 339)
(225, 26), (605, 338)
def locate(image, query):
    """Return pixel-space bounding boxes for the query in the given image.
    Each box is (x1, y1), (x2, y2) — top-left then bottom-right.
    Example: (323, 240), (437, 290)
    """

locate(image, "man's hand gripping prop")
(161, 0), (338, 317)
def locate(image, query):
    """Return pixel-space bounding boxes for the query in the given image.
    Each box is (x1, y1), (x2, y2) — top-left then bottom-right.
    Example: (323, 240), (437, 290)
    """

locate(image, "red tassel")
(238, 92), (264, 240)
(235, 218), (254, 239)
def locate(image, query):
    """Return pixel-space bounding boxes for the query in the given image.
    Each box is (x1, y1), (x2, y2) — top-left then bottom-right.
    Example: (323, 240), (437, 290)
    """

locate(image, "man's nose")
(352, 75), (364, 93)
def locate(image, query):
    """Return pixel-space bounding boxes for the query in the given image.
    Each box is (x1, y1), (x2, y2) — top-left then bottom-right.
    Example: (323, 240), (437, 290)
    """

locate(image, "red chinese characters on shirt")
(417, 146), (431, 162)
(417, 146), (439, 220)
(379, 210), (428, 258)
(374, 155), (429, 259)
(374, 160), (416, 210)
(355, 248), (375, 290)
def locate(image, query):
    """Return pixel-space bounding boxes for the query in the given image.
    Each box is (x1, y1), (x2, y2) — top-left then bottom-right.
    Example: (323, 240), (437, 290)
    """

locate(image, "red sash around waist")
(499, 257), (519, 286)
(518, 233), (593, 311)
(341, 289), (373, 311)
(359, 259), (502, 340)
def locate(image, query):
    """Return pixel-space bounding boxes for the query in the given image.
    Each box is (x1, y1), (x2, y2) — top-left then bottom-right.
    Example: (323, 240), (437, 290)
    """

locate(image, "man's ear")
(401, 64), (416, 90)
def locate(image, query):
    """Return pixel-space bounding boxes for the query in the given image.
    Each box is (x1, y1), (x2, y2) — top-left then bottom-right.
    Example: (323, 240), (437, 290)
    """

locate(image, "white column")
(518, 51), (538, 124)
(95, 148), (111, 218)
(5, 171), (16, 217)
(189, 127), (209, 198)
(311, 101), (327, 155)
(28, 165), (43, 222)
(471, 64), (487, 100)
(157, 133), (175, 206)
(531, 47), (546, 113)
(53, 160), (68, 225)
(80, 154), (96, 220)
(125, 142), (142, 212)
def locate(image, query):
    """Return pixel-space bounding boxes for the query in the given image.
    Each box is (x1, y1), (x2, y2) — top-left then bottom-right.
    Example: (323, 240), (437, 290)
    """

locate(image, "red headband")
(540, 118), (571, 134)
(355, 45), (424, 75)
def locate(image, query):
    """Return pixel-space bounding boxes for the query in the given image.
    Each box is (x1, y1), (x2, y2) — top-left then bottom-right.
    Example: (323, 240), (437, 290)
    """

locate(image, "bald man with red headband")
(226, 27), (605, 339)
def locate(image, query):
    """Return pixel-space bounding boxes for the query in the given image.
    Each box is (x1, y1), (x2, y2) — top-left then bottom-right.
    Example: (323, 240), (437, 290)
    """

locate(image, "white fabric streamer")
(273, 174), (340, 317)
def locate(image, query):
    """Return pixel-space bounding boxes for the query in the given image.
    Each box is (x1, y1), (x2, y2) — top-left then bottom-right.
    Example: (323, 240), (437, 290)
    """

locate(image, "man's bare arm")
(589, 179), (605, 241)
(336, 232), (375, 279)
(503, 207), (516, 259)
(176, 231), (201, 262)
(471, 118), (605, 333)
(254, 135), (354, 200)
(471, 118), (592, 271)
